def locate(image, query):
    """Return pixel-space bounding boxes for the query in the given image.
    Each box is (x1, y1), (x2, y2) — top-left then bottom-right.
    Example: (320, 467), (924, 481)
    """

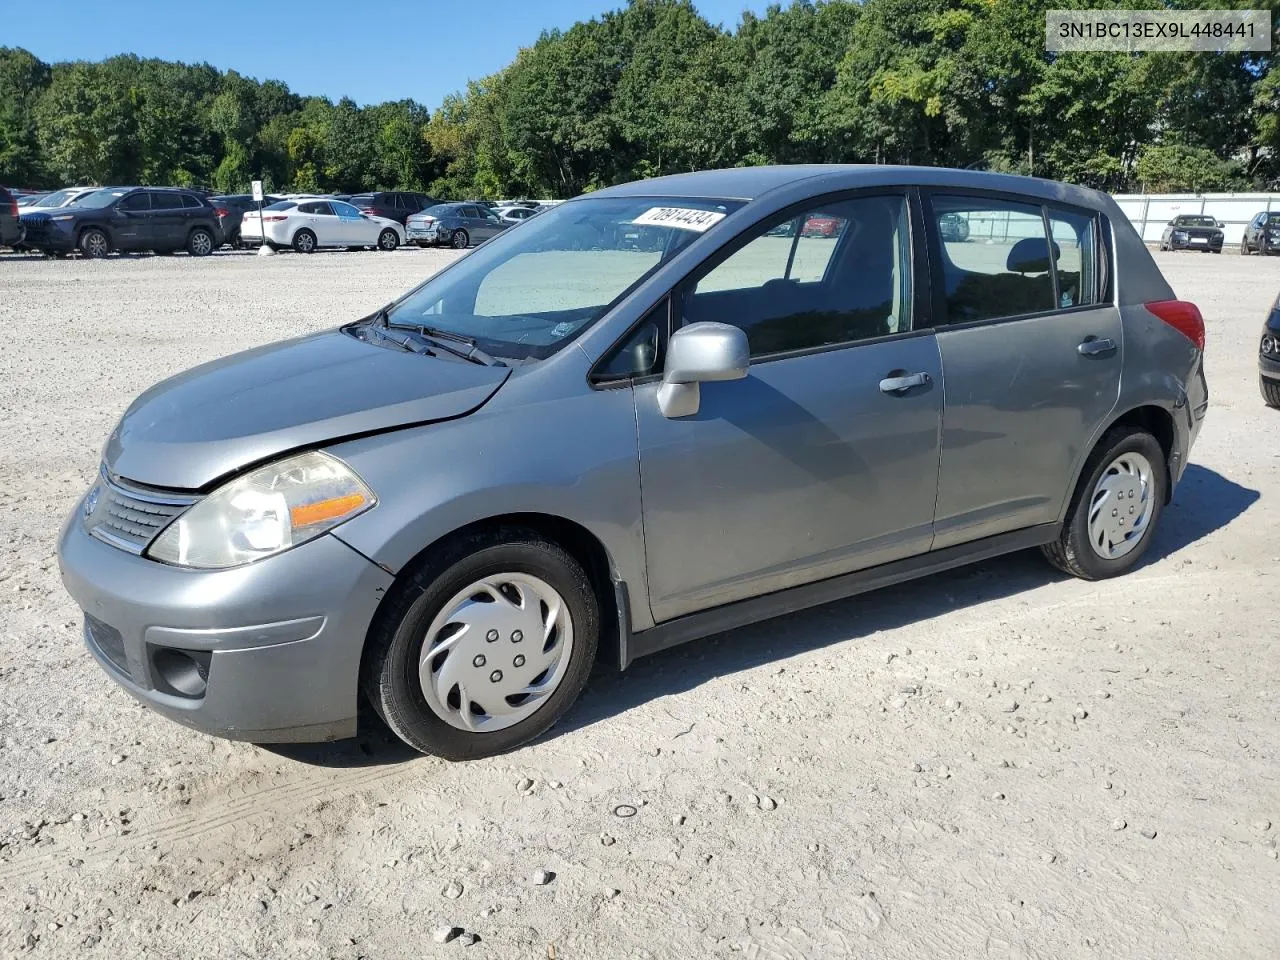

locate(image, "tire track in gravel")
(0, 760), (418, 883)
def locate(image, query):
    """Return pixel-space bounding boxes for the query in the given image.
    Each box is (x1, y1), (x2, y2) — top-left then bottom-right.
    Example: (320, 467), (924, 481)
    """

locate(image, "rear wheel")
(1263, 378), (1280, 408)
(292, 229), (316, 254)
(78, 228), (109, 259)
(1042, 427), (1167, 580)
(187, 228), (214, 257)
(378, 229), (399, 251)
(362, 527), (599, 760)
(450, 229), (469, 249)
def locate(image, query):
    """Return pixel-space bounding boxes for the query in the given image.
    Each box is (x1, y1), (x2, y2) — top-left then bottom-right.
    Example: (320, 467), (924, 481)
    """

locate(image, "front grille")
(86, 472), (197, 555)
(85, 614), (130, 677)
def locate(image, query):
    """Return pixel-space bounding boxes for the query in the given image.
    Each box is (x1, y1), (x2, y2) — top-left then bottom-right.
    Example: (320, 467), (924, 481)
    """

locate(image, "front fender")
(325, 383), (654, 630)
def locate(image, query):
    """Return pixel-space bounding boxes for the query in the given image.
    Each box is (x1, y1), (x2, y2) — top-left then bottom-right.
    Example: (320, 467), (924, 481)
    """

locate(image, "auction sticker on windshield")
(632, 207), (727, 232)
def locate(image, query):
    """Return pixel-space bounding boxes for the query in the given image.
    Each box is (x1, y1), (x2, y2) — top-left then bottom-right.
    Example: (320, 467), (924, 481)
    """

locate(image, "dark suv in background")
(0, 186), (22, 249)
(209, 193), (283, 248)
(21, 187), (223, 258)
(1240, 211), (1280, 255)
(347, 191), (437, 225)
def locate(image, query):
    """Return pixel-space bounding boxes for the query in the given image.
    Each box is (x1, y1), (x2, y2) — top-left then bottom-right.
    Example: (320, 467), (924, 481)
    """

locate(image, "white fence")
(1112, 193), (1280, 246)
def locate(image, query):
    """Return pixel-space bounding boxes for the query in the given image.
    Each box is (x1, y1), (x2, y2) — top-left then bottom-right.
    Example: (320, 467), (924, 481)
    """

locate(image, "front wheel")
(187, 228), (214, 257)
(78, 228), (110, 259)
(1263, 378), (1280, 408)
(1042, 427), (1166, 581)
(450, 229), (469, 249)
(378, 229), (399, 251)
(362, 528), (599, 760)
(1240, 238), (1250, 255)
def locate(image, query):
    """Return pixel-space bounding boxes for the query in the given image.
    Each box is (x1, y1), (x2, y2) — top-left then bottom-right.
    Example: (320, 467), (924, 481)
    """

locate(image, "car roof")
(587, 164), (1113, 210)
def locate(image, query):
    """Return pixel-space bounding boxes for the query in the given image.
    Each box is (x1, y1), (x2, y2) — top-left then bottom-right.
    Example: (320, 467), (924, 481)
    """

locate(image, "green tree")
(0, 47), (51, 185)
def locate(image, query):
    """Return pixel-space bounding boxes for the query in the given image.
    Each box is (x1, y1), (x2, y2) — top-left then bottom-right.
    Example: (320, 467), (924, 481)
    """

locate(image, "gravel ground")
(0, 245), (1277, 959)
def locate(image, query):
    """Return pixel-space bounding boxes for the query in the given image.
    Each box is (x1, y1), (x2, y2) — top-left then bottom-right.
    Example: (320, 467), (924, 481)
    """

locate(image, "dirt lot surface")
(0, 245), (1277, 959)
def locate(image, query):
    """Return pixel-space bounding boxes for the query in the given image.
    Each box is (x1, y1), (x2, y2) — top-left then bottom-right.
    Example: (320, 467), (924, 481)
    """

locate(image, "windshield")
(385, 195), (744, 360)
(74, 189), (129, 209)
(1179, 216), (1215, 227)
(33, 189), (77, 208)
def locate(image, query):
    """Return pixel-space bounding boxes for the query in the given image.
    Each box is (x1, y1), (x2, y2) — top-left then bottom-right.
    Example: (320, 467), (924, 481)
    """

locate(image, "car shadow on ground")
(270, 463), (1257, 767)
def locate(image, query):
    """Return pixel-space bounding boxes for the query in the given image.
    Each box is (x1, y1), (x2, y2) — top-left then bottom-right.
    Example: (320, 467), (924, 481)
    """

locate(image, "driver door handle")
(1078, 336), (1117, 357)
(879, 371), (932, 394)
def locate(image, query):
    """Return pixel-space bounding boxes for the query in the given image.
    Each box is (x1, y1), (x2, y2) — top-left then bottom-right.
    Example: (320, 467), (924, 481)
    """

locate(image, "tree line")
(2, 0), (1278, 199)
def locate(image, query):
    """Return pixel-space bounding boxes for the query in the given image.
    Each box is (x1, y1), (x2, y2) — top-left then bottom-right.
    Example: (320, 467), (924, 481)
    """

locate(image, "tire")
(1240, 238), (1250, 255)
(292, 229), (317, 254)
(346, 246), (364, 252)
(1263, 378), (1280, 408)
(229, 229), (241, 250)
(362, 527), (599, 760)
(187, 228), (214, 257)
(1041, 427), (1167, 581)
(450, 229), (469, 249)
(378, 229), (399, 251)
(78, 228), (110, 259)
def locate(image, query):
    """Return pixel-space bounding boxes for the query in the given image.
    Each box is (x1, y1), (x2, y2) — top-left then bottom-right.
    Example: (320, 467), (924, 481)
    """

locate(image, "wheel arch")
(1060, 403), (1178, 525)
(360, 511), (628, 675)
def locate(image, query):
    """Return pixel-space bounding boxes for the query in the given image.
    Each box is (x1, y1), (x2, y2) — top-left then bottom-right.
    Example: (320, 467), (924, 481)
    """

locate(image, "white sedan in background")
(240, 198), (404, 253)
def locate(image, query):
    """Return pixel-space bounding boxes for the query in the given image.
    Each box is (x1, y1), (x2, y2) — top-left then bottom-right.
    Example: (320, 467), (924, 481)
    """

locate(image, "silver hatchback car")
(58, 166), (1209, 760)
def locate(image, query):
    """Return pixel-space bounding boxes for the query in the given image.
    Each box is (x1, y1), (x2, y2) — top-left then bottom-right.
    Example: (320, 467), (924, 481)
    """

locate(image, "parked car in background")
(1261, 292), (1280, 407)
(1240, 212), (1280, 256)
(0, 186), (24, 249)
(406, 202), (509, 248)
(497, 205), (540, 225)
(58, 165), (1207, 761)
(209, 194), (283, 248)
(20, 186), (100, 212)
(16, 192), (49, 208)
(347, 191), (437, 225)
(240, 197), (404, 253)
(1159, 215), (1224, 253)
(938, 211), (970, 242)
(20, 186), (222, 258)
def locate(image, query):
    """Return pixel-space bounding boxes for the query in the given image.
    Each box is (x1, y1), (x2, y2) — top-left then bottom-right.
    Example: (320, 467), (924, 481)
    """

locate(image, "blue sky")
(6, 0), (774, 109)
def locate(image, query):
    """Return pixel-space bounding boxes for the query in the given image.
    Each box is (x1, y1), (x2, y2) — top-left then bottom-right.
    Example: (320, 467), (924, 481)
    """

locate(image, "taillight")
(1145, 300), (1205, 352)
(7, 199), (16, 217)
(262, 215), (287, 222)
(214, 207), (229, 217)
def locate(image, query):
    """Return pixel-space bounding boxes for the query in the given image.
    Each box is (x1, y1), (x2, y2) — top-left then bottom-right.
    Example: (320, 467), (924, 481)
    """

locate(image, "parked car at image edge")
(209, 193), (283, 248)
(57, 165), (1208, 761)
(347, 190), (437, 225)
(240, 197), (405, 253)
(406, 202), (510, 248)
(1240, 211), (1280, 255)
(1261, 291), (1280, 407)
(15, 192), (49, 207)
(1159, 214), (1224, 253)
(19, 186), (223, 257)
(0, 186), (23, 249)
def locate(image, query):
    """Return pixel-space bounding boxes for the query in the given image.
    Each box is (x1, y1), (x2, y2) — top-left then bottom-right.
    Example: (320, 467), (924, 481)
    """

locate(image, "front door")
(296, 201), (341, 247)
(112, 191), (153, 250)
(331, 200), (373, 245)
(634, 193), (943, 622)
(921, 193), (1122, 549)
(146, 191), (188, 249)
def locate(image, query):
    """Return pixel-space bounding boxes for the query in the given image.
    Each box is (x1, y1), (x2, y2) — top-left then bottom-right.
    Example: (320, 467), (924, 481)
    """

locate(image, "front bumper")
(22, 219), (75, 252)
(1169, 235), (1223, 251)
(57, 508), (395, 743)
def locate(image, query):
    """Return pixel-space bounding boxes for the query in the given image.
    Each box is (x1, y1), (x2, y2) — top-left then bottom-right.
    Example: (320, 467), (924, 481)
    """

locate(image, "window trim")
(590, 296), (673, 389)
(920, 187), (1107, 332)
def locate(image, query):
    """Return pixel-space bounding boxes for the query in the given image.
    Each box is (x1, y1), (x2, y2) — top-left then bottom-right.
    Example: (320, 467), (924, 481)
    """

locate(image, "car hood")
(104, 328), (510, 490)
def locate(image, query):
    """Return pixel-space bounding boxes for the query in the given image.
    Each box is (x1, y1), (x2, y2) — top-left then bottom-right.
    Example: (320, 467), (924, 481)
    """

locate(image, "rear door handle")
(879, 371), (932, 394)
(1078, 336), (1117, 357)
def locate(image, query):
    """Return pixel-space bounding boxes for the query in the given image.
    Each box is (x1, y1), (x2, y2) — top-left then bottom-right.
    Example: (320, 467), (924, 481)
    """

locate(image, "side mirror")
(656, 322), (749, 418)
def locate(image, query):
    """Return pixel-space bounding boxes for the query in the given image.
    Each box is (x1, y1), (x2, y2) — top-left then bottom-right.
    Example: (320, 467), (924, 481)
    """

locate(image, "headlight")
(147, 451), (375, 569)
(1173, 231), (1187, 239)
(50, 214), (74, 221)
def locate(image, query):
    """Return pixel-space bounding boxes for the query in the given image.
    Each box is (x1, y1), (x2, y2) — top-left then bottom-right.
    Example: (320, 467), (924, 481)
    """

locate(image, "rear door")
(147, 192), (188, 248)
(922, 192), (1120, 549)
(296, 201), (341, 246)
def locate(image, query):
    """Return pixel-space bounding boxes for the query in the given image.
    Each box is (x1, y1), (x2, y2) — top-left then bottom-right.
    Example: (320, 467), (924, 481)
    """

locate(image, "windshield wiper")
(400, 324), (504, 367)
(364, 321), (435, 356)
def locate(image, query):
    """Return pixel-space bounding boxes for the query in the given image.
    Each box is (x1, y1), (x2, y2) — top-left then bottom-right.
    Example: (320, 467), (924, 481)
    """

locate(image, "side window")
(930, 196), (1055, 324)
(461, 205), (481, 218)
(682, 194), (912, 358)
(180, 194), (204, 209)
(117, 193), (150, 212)
(1046, 208), (1097, 308)
(297, 202), (320, 215)
(595, 299), (668, 382)
(149, 192), (181, 211)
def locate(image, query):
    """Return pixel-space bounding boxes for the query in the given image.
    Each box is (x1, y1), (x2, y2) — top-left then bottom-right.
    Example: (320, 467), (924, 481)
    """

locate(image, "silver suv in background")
(58, 166), (1208, 760)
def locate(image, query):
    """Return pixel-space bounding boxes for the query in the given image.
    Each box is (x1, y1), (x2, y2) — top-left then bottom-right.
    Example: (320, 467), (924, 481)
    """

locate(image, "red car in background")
(802, 215), (844, 237)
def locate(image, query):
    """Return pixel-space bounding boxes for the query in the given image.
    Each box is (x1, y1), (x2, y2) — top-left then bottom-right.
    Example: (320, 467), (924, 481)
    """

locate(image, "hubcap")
(298, 233), (314, 251)
(452, 232), (467, 248)
(381, 232), (396, 249)
(1087, 451), (1154, 560)
(86, 233), (106, 256)
(419, 573), (573, 733)
(192, 232), (211, 255)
